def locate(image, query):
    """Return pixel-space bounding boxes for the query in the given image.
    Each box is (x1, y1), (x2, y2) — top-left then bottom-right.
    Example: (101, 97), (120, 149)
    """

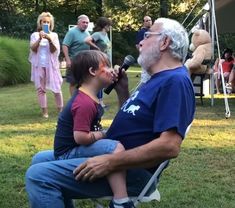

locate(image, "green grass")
(0, 68), (235, 208)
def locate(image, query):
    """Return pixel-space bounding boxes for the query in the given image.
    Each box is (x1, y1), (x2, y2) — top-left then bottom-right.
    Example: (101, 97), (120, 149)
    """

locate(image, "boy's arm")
(73, 131), (105, 145)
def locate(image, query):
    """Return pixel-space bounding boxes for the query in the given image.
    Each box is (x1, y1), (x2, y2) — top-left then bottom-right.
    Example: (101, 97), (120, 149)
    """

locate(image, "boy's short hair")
(71, 50), (110, 87)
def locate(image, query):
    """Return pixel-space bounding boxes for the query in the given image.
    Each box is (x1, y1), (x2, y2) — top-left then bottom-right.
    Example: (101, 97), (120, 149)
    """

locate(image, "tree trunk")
(96, 0), (103, 16)
(42, 0), (47, 11)
(160, 0), (168, 17)
(35, 0), (39, 12)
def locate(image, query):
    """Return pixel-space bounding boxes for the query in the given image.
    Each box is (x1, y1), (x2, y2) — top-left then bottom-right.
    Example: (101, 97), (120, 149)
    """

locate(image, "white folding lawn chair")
(93, 160), (169, 208)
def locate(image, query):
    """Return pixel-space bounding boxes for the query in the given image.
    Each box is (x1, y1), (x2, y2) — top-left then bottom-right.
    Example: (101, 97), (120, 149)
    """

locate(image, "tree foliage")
(0, 0), (218, 64)
(1, 0), (234, 69)
(0, 0), (208, 37)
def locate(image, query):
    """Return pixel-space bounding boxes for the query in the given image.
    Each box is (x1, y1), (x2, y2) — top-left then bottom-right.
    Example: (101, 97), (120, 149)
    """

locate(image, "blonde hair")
(37, 12), (54, 31)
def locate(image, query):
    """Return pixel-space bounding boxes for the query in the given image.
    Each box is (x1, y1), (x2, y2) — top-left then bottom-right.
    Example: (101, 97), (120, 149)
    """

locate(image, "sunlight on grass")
(193, 118), (233, 127)
(101, 119), (113, 128)
(0, 122), (56, 131)
(204, 94), (235, 99)
(0, 136), (53, 156)
(184, 118), (235, 148)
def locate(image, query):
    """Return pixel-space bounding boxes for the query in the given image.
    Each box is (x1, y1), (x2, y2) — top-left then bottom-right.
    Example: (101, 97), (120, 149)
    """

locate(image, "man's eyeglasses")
(144, 32), (162, 39)
(144, 19), (152, 22)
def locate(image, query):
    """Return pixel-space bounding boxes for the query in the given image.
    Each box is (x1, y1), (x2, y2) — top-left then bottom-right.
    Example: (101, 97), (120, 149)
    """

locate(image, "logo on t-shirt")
(124, 105), (140, 115)
(121, 91), (140, 116)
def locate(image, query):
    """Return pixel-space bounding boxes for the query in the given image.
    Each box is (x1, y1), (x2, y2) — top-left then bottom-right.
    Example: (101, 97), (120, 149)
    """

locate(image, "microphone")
(104, 55), (135, 95)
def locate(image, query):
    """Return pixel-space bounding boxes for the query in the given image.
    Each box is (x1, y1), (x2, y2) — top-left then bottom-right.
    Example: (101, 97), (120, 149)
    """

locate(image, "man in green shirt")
(62, 14), (90, 95)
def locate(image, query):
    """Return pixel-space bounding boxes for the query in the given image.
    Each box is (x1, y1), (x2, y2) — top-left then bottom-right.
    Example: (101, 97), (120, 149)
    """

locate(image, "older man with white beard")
(25, 18), (195, 208)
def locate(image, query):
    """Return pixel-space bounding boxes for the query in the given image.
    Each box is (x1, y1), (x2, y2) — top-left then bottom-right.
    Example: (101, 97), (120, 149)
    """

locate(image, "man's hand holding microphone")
(108, 55), (135, 107)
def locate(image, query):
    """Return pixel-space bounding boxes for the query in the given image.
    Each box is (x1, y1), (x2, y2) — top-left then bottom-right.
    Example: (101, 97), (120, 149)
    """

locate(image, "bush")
(0, 31), (139, 87)
(0, 36), (30, 86)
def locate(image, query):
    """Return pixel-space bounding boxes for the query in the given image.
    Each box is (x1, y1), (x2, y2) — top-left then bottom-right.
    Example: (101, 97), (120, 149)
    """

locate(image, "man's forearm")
(62, 45), (70, 60)
(109, 131), (182, 171)
(116, 90), (130, 108)
(114, 70), (130, 108)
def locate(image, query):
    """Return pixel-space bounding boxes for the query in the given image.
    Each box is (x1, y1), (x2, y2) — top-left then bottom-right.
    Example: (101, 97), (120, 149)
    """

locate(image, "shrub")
(112, 31), (138, 65)
(0, 36), (30, 86)
(0, 31), (139, 87)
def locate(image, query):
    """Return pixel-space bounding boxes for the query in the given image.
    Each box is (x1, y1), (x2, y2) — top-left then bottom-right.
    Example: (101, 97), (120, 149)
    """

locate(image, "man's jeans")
(25, 150), (155, 208)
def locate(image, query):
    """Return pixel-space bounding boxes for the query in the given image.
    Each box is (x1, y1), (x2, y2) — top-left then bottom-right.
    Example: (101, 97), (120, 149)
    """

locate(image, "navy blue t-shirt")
(106, 66), (195, 150)
(54, 90), (103, 158)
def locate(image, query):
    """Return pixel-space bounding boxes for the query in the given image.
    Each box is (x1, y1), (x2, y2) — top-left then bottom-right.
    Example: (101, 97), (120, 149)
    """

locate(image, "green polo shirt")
(62, 27), (90, 58)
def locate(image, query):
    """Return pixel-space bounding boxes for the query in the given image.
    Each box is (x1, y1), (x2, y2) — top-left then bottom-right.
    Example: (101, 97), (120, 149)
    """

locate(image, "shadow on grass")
(0, 144), (234, 208)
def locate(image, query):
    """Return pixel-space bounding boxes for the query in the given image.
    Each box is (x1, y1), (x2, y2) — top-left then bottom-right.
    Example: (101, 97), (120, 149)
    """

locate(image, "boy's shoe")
(109, 200), (136, 208)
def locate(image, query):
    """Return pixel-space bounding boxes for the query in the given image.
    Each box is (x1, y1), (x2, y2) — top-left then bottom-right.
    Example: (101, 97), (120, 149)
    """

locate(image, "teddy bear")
(185, 29), (212, 74)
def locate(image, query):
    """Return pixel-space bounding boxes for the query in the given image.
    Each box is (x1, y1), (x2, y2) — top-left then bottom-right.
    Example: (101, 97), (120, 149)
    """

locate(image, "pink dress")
(29, 32), (63, 93)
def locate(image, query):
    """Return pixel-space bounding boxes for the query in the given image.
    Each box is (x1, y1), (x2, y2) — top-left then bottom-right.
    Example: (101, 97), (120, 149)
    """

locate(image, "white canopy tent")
(215, 0), (235, 34)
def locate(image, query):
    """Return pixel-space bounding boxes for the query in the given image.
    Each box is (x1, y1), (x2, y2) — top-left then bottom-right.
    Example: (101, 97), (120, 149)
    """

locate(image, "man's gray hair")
(155, 18), (189, 62)
(77, 14), (89, 22)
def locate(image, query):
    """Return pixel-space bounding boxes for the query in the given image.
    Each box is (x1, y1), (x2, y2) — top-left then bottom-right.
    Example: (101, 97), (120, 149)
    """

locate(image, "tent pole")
(211, 0), (231, 118)
(210, 0), (214, 107)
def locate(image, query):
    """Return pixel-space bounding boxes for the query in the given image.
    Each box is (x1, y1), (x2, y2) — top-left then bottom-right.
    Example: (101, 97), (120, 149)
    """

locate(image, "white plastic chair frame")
(93, 160), (169, 208)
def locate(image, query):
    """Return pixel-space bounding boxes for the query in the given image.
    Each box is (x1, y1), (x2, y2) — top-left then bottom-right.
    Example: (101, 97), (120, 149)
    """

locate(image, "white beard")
(140, 69), (151, 83)
(137, 43), (161, 72)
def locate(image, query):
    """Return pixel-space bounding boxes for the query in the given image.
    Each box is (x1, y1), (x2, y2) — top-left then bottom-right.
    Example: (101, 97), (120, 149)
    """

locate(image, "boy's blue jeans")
(57, 139), (119, 160)
(25, 150), (155, 208)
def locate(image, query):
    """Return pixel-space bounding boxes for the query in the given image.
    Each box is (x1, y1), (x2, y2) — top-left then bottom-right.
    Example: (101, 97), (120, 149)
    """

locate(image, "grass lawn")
(0, 67), (234, 208)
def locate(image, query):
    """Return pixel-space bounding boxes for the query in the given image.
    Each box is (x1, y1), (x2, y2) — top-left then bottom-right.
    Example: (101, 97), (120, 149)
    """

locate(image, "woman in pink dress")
(29, 12), (63, 118)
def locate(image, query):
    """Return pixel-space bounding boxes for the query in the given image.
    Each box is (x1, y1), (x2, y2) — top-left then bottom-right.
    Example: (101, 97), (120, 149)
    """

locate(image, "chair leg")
(93, 199), (105, 208)
(191, 73), (206, 105)
(200, 74), (204, 105)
